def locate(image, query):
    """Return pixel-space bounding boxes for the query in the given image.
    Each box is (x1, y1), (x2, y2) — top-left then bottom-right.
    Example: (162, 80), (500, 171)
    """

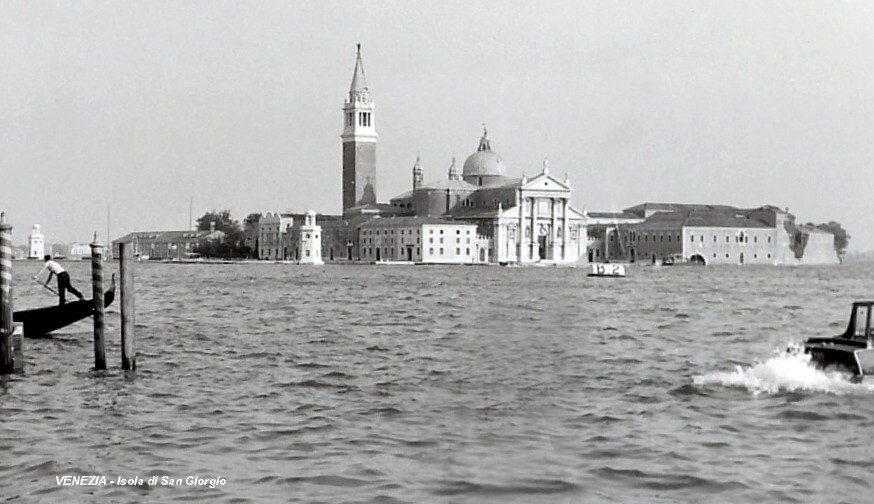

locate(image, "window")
(690, 235), (694, 242)
(456, 248), (460, 255)
(429, 238), (433, 244)
(429, 248), (433, 254)
(466, 248), (470, 255)
(713, 235), (717, 243)
(457, 230), (460, 234)
(439, 248), (444, 254)
(726, 236), (729, 243)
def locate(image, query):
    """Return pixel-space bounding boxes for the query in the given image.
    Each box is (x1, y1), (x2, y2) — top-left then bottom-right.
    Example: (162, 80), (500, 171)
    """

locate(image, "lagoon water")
(1, 260), (873, 503)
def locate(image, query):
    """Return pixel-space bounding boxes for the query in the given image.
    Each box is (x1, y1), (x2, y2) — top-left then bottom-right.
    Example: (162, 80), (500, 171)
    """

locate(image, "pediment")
(521, 172), (571, 192)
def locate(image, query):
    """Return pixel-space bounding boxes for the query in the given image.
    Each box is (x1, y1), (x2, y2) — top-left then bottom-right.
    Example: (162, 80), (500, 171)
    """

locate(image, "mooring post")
(90, 234), (106, 371)
(119, 242), (135, 371)
(0, 213), (14, 374)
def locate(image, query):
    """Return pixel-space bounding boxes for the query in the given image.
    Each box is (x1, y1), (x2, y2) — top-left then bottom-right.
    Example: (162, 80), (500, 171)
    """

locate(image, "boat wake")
(693, 343), (874, 395)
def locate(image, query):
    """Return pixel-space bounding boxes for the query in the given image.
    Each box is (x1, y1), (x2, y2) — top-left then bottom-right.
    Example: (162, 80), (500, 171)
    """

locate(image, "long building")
(586, 203), (840, 265)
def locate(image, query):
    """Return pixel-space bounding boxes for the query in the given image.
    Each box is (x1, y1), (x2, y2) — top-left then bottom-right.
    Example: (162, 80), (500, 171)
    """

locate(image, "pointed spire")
(412, 154), (423, 190)
(448, 156), (460, 181)
(542, 157), (549, 175)
(477, 123), (491, 152)
(349, 43), (369, 98)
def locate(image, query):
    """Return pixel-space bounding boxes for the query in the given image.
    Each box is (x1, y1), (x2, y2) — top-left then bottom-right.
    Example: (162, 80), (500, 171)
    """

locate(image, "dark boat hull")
(12, 283), (115, 337)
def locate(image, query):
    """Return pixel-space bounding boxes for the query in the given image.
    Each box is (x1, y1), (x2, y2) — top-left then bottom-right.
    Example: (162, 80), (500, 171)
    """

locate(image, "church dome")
(462, 127), (508, 179)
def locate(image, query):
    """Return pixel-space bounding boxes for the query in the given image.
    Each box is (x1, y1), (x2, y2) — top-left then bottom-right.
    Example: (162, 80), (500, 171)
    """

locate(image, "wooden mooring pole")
(0, 213), (13, 374)
(119, 242), (135, 370)
(90, 235), (106, 371)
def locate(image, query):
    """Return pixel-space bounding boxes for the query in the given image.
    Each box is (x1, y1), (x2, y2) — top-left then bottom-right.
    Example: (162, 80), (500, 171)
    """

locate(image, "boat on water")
(804, 301), (874, 378)
(13, 275), (116, 337)
(588, 263), (626, 277)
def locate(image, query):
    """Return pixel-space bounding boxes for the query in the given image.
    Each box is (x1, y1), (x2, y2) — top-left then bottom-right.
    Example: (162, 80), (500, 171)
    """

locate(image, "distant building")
(297, 211), (323, 265)
(357, 216), (482, 264)
(324, 47), (589, 265)
(258, 212), (294, 260)
(112, 230), (224, 260)
(28, 225), (44, 259)
(587, 203), (840, 265)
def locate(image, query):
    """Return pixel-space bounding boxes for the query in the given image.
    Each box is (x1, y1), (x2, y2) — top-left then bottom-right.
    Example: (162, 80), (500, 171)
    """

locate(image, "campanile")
(341, 44), (378, 214)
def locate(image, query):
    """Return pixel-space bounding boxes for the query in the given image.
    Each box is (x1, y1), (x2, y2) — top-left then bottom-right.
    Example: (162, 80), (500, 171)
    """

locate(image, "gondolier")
(34, 255), (85, 305)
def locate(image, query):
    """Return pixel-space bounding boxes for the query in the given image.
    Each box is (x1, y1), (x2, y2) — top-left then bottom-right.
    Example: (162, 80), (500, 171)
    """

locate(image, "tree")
(194, 209), (247, 258)
(196, 209), (241, 235)
(814, 221), (850, 257)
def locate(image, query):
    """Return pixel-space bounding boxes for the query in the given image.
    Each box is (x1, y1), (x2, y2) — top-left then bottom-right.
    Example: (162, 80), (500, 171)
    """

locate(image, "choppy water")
(1, 260), (873, 503)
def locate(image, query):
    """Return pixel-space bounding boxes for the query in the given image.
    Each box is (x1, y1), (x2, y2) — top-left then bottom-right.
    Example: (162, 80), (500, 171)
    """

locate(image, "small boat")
(13, 275), (116, 337)
(588, 263), (626, 277)
(804, 301), (874, 378)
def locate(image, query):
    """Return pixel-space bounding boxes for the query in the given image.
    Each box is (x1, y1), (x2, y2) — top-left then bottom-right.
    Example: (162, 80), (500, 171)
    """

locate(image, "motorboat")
(804, 301), (874, 378)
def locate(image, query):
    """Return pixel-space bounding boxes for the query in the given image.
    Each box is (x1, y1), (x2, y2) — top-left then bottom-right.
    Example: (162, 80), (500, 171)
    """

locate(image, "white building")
(298, 211), (323, 265)
(258, 212), (294, 260)
(28, 225), (45, 259)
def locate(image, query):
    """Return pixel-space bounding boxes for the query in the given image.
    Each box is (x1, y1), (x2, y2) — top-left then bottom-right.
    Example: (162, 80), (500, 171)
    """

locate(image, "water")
(1, 261), (873, 503)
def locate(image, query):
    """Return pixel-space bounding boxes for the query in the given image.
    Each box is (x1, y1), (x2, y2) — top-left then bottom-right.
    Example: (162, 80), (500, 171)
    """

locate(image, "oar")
(34, 278), (58, 296)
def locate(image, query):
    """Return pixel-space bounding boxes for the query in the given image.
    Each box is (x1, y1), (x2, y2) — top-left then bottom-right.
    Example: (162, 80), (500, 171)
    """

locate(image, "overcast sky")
(2, 1), (872, 251)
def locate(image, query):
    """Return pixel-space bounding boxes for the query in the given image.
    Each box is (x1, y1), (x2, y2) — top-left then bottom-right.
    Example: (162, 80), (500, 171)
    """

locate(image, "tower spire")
(448, 156), (460, 181)
(349, 43), (368, 98)
(413, 154), (423, 190)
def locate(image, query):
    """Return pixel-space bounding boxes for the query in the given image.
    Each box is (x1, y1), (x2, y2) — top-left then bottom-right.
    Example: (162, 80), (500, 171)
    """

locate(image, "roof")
(416, 178), (479, 191)
(319, 214), (378, 229)
(624, 202), (739, 217)
(635, 210), (772, 229)
(462, 127), (509, 177)
(586, 211), (640, 220)
(359, 216), (476, 228)
(112, 230), (222, 244)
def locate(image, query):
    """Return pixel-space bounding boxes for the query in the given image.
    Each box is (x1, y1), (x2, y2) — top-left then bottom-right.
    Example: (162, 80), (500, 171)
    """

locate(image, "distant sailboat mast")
(106, 202), (112, 259)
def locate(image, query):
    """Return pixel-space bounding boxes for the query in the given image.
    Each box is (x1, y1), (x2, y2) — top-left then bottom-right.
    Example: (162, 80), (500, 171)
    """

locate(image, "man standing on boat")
(34, 255), (85, 305)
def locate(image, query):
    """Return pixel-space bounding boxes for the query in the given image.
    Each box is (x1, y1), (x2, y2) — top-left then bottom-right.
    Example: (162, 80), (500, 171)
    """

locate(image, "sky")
(2, 1), (873, 250)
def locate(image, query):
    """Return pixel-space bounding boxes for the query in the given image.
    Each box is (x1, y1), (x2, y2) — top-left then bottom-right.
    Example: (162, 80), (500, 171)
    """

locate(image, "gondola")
(804, 301), (874, 379)
(13, 275), (116, 337)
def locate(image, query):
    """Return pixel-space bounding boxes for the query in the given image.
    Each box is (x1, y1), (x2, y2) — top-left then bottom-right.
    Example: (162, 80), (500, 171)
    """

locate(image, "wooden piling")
(90, 236), (106, 371)
(119, 242), (135, 371)
(0, 213), (13, 374)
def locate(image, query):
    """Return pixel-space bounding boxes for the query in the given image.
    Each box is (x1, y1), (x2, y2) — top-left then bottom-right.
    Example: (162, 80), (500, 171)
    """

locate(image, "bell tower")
(341, 44), (378, 214)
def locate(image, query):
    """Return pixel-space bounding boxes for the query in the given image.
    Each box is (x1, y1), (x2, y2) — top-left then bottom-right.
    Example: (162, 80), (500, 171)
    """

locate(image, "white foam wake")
(693, 343), (874, 395)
